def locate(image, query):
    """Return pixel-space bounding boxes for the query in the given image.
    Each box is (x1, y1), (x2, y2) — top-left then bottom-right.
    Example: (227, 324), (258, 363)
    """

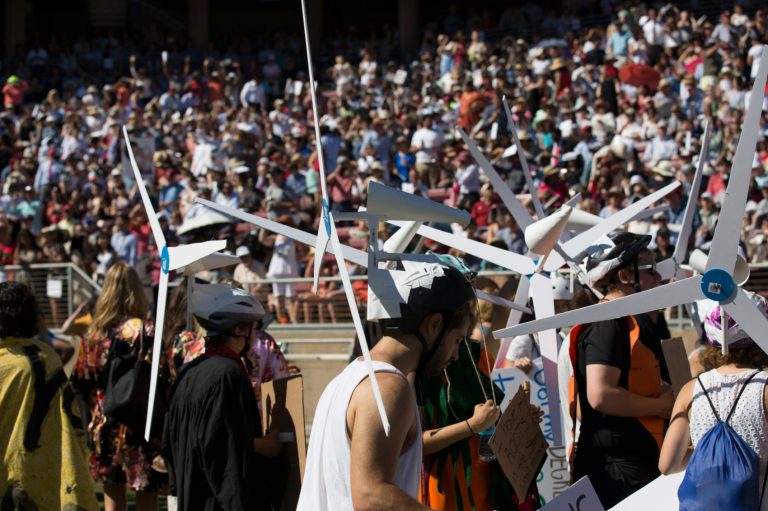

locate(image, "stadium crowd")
(0, 2), (768, 324)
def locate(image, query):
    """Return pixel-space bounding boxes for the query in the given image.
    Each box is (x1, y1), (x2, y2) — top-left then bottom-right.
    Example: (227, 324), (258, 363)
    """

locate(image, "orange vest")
(568, 316), (665, 451)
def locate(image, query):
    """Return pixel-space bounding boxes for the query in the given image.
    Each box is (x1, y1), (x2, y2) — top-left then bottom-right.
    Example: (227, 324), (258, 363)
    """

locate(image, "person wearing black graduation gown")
(162, 283), (282, 511)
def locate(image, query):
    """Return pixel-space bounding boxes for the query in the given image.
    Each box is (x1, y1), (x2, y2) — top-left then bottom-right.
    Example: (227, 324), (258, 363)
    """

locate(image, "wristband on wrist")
(465, 420), (474, 435)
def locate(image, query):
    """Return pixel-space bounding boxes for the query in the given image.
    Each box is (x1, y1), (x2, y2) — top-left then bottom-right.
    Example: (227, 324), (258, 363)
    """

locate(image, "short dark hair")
(0, 282), (41, 338)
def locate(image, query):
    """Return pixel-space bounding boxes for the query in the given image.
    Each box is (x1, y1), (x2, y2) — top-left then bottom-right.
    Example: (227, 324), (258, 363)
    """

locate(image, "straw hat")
(550, 58), (567, 72)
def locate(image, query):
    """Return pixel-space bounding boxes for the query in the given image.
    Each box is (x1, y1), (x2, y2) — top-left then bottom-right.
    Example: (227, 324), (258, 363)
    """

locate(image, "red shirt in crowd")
(471, 199), (494, 227)
(2, 81), (28, 108)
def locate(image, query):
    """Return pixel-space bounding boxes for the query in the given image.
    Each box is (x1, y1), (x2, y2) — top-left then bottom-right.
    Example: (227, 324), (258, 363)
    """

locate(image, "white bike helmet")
(191, 283), (266, 337)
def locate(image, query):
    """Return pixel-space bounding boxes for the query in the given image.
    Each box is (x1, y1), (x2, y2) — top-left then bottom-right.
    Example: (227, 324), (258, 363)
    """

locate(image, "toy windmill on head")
(123, 127), (227, 441)
(494, 49), (768, 359)
(298, 0), (391, 435)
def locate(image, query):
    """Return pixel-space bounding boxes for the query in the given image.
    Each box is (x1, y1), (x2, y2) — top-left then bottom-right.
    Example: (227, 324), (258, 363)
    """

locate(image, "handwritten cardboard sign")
(490, 386), (548, 501)
(539, 476), (604, 511)
(261, 375), (307, 511)
(661, 337), (692, 396)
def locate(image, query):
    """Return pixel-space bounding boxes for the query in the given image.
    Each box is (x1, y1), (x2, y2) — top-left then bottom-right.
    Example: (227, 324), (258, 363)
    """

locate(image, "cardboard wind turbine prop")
(494, 49), (768, 360)
(654, 121), (712, 337)
(124, 127), (227, 441)
(451, 123), (680, 445)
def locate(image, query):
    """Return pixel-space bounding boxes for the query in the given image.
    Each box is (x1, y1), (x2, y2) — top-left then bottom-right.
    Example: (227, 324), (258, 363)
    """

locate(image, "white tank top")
(297, 360), (422, 510)
(690, 369), (768, 510)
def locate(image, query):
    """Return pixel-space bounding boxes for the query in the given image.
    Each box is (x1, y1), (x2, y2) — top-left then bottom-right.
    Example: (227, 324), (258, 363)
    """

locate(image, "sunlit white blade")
(167, 240), (227, 271)
(723, 289), (768, 356)
(529, 274), (563, 445)
(708, 49), (768, 272)
(656, 257), (676, 281)
(456, 127), (533, 229)
(328, 212), (390, 435)
(182, 252), (240, 275)
(299, 0), (328, 199)
(195, 198), (367, 266)
(476, 289), (531, 314)
(554, 181), (681, 268)
(383, 221), (421, 253)
(502, 277), (531, 341)
(388, 220), (536, 275)
(144, 270), (169, 441)
(673, 121), (711, 271)
(313, 218), (331, 291)
(525, 206), (572, 259)
(124, 127), (165, 250)
(494, 276), (702, 338)
(633, 205), (669, 222)
(564, 194), (582, 208)
(502, 97), (545, 219)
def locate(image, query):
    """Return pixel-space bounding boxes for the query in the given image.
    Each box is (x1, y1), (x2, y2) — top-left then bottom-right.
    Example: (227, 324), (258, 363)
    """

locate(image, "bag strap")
(697, 375), (721, 422)
(22, 344), (67, 451)
(725, 371), (760, 424)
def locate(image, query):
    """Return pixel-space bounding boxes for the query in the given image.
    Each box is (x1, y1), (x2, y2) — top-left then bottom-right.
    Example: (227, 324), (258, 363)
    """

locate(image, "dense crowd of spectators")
(1, 2), (768, 322)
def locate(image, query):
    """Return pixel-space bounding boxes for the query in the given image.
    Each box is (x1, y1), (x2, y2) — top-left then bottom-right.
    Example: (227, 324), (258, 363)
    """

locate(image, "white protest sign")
(46, 279), (63, 299)
(610, 472), (683, 510)
(540, 476), (604, 511)
(491, 353), (570, 504)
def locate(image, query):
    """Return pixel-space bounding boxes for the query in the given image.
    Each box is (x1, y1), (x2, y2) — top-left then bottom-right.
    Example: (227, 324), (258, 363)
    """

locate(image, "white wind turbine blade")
(529, 273), (563, 445)
(300, 0), (388, 434)
(167, 240), (227, 272)
(476, 290), (532, 314)
(388, 220), (536, 275)
(723, 289), (768, 356)
(195, 198), (368, 267)
(502, 97), (545, 219)
(501, 277), (531, 344)
(300, 0), (333, 293)
(494, 276), (703, 338)
(457, 127), (533, 229)
(125, 128), (172, 441)
(144, 271), (168, 440)
(124, 127), (165, 251)
(550, 181), (681, 271)
(328, 213), (390, 436)
(708, 49), (768, 272)
(657, 122), (711, 280)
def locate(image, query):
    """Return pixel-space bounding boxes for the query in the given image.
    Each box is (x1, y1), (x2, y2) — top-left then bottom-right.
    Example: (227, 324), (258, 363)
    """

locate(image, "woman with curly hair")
(72, 262), (168, 511)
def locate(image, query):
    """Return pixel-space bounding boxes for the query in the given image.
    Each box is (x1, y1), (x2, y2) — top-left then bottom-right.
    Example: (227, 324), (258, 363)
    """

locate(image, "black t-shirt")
(574, 318), (659, 459)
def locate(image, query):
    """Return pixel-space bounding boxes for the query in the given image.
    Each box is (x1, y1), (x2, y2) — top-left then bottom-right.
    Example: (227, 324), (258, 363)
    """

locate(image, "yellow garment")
(0, 337), (98, 510)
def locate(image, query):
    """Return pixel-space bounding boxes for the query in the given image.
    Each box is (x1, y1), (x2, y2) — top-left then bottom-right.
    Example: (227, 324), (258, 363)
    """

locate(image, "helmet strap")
(632, 259), (641, 293)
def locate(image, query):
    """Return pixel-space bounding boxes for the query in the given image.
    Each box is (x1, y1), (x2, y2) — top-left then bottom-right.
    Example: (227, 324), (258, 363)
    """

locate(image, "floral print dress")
(72, 317), (165, 491)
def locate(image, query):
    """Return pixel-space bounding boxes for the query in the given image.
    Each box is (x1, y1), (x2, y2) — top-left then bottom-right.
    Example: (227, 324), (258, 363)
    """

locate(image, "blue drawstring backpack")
(678, 371), (768, 511)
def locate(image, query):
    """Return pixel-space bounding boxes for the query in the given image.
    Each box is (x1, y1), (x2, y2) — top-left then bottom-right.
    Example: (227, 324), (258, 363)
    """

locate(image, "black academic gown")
(162, 355), (268, 511)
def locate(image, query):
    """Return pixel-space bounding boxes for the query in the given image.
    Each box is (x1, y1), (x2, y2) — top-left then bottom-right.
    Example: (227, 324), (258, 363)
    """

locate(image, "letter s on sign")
(568, 494), (587, 511)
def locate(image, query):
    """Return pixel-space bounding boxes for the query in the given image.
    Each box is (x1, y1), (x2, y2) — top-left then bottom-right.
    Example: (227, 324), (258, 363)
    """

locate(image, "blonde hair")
(89, 262), (148, 337)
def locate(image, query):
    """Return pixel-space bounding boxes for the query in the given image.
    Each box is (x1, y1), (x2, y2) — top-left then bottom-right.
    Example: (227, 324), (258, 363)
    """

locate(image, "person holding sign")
(568, 232), (674, 507)
(420, 335), (542, 510)
(298, 262), (478, 510)
(659, 295), (768, 510)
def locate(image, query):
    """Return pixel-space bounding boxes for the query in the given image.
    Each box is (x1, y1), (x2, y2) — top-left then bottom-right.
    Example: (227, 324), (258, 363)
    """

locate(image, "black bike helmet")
(586, 231), (651, 291)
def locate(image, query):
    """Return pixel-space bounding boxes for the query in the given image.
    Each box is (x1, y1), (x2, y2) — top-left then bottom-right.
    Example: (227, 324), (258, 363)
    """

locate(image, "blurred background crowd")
(1, 1), (768, 323)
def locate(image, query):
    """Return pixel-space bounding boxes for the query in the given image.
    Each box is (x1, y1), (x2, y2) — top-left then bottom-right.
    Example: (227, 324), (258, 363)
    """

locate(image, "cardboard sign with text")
(492, 357), (571, 503)
(261, 375), (307, 511)
(539, 476), (604, 511)
(661, 337), (692, 396)
(490, 386), (548, 501)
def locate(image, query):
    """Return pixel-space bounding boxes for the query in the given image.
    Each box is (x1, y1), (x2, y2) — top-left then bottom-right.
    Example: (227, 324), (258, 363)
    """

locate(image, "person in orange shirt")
(2, 75), (28, 108)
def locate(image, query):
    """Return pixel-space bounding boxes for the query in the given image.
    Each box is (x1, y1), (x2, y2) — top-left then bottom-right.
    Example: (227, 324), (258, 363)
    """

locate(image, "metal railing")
(0, 263), (102, 331)
(6, 262), (768, 335)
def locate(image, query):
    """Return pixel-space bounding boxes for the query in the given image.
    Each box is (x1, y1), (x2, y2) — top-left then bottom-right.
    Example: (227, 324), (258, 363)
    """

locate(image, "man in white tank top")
(298, 264), (478, 510)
